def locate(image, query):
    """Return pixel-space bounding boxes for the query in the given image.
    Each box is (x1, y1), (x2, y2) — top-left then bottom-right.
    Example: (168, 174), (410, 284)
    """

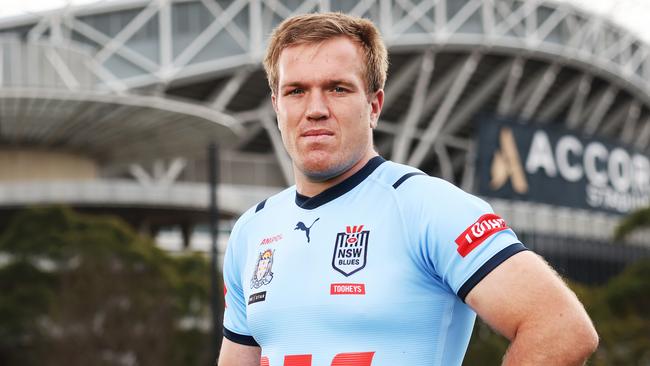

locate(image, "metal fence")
(520, 232), (650, 284)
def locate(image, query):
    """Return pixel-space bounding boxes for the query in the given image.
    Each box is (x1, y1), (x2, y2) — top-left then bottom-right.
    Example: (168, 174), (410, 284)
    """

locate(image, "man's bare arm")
(466, 251), (598, 365)
(218, 338), (261, 366)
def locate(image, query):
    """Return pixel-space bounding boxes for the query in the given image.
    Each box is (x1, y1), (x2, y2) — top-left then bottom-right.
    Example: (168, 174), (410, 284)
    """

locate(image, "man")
(219, 12), (598, 366)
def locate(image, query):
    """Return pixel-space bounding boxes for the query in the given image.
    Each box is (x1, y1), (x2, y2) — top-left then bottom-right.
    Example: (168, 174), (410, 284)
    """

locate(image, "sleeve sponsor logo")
(330, 283), (366, 295)
(454, 213), (508, 257)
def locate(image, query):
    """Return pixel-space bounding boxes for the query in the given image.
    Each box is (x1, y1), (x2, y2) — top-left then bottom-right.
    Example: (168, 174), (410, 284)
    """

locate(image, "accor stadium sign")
(477, 118), (650, 214)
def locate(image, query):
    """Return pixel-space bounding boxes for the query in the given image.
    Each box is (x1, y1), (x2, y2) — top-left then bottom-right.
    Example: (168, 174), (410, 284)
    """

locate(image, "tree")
(0, 206), (214, 366)
(614, 206), (650, 240)
(0, 261), (55, 365)
(589, 259), (650, 366)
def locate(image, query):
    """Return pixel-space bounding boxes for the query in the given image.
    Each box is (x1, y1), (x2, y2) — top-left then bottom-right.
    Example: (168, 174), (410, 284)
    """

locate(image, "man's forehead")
(276, 38), (365, 84)
(281, 36), (361, 55)
(279, 37), (363, 65)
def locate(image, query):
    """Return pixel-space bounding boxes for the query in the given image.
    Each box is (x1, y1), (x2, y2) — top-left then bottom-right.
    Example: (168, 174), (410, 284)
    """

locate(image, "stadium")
(1, 0), (650, 364)
(0, 0), (648, 283)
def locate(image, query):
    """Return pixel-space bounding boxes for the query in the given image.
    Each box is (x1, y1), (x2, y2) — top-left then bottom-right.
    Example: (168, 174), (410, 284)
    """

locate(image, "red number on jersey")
(283, 355), (312, 366)
(331, 352), (375, 366)
(261, 352), (375, 366)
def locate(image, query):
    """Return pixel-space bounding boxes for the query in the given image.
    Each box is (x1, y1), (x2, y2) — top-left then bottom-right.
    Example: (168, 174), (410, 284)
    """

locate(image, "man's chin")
(300, 161), (349, 183)
(302, 167), (346, 183)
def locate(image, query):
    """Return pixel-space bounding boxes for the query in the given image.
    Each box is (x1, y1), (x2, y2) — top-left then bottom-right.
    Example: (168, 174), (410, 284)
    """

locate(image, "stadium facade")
(0, 0), (648, 283)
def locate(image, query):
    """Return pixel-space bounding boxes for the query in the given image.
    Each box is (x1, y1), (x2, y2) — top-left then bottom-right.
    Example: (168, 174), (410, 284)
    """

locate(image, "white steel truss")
(1, 0), (646, 100)
(0, 0), (649, 184)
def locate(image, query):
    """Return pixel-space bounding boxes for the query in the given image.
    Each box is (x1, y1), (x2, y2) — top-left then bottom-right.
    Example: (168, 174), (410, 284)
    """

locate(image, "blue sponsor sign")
(477, 118), (650, 214)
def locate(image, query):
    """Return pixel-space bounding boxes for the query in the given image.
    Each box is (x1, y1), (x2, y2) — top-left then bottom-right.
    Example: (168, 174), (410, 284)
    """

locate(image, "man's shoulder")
(232, 185), (295, 229)
(375, 160), (456, 193)
(377, 161), (487, 212)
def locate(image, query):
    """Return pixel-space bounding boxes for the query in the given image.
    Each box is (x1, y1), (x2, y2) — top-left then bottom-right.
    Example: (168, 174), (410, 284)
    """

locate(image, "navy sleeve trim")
(255, 199), (267, 213)
(392, 172), (426, 189)
(223, 327), (259, 347)
(457, 243), (528, 302)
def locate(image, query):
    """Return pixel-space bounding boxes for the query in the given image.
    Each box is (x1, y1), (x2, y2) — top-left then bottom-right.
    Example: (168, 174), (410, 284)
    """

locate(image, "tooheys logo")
(454, 214), (508, 257)
(330, 283), (366, 295)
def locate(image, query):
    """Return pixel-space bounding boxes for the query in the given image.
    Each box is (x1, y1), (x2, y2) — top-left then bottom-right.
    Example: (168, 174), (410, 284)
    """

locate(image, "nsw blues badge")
(332, 225), (369, 277)
(251, 249), (274, 289)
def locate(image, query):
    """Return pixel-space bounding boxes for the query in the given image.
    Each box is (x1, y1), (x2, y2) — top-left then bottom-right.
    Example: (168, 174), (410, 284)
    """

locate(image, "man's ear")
(271, 93), (278, 113)
(369, 89), (384, 129)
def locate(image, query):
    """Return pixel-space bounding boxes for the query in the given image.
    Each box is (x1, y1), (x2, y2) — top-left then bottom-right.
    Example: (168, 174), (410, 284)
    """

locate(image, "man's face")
(272, 36), (383, 182)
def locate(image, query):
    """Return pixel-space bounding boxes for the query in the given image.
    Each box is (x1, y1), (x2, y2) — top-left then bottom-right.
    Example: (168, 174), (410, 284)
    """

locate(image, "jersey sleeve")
(405, 177), (528, 302)
(222, 218), (259, 346)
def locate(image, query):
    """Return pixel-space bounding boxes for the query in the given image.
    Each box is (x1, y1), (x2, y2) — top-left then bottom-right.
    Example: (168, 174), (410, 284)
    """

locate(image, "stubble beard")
(298, 150), (363, 183)
(301, 161), (351, 182)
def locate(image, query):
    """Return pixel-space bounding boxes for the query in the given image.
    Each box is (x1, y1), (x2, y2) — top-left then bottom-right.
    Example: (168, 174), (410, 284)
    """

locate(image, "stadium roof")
(3, 0), (650, 42)
(0, 0), (649, 221)
(0, 36), (240, 165)
(0, 0), (648, 170)
(0, 0), (647, 180)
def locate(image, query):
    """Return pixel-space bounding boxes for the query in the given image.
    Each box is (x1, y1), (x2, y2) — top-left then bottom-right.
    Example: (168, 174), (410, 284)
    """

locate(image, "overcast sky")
(0, 0), (649, 42)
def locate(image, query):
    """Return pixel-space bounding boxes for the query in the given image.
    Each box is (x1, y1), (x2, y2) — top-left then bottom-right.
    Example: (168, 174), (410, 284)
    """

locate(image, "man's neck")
(295, 152), (378, 197)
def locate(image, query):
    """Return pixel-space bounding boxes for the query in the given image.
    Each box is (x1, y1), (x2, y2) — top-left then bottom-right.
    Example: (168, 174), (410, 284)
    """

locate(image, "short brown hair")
(263, 12), (388, 94)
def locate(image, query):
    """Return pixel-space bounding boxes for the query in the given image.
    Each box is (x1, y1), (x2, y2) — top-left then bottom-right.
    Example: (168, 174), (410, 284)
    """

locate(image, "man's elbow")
(567, 316), (599, 362)
(532, 309), (599, 364)
(581, 324), (599, 357)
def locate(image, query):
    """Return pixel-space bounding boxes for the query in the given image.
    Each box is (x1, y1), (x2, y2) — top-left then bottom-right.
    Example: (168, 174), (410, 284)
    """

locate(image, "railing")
(521, 232), (650, 284)
(0, 179), (282, 215)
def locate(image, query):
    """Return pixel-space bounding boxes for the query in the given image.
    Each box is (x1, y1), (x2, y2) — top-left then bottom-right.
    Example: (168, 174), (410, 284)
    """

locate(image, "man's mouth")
(301, 129), (334, 137)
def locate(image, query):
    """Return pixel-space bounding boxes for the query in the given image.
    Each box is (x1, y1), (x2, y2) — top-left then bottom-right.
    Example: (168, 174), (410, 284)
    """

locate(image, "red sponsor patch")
(330, 283), (366, 295)
(455, 214), (508, 257)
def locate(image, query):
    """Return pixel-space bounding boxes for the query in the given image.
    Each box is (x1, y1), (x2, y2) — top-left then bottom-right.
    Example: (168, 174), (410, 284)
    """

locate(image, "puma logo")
(294, 218), (320, 243)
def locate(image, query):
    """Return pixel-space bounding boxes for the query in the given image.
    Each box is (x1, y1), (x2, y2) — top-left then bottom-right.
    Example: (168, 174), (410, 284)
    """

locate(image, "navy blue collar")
(295, 156), (386, 210)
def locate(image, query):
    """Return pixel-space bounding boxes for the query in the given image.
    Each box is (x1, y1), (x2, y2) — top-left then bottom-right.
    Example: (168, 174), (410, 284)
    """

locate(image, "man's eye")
(332, 86), (346, 93)
(288, 88), (303, 95)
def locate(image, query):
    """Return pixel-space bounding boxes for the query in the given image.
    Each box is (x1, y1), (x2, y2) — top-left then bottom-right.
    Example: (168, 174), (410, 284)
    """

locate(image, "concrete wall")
(0, 149), (97, 181)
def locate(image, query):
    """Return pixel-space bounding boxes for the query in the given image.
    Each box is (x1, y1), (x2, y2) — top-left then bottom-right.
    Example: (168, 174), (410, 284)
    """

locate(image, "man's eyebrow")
(280, 81), (305, 88)
(325, 79), (357, 88)
(279, 79), (358, 90)
(280, 80), (306, 89)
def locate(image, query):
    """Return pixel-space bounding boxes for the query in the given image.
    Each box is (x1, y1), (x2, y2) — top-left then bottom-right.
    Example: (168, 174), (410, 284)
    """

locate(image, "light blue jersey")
(223, 157), (526, 366)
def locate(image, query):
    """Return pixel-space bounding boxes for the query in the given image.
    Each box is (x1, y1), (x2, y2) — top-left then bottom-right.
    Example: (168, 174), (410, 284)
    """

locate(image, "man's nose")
(306, 90), (329, 121)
